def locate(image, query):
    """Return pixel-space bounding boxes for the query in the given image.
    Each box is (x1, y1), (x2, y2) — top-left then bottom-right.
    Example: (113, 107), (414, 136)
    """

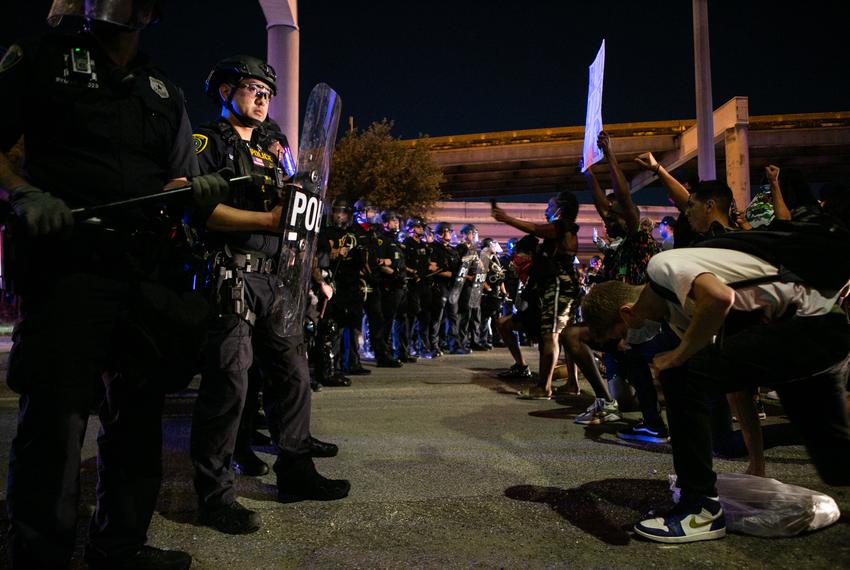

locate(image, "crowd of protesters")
(485, 131), (850, 543)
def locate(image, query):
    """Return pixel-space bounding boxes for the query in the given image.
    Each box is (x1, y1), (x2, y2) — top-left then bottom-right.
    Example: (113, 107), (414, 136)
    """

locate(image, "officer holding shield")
(189, 56), (348, 537)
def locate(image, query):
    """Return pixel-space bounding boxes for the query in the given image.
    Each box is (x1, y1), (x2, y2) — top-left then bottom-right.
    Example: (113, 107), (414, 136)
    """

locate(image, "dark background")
(2, 1), (848, 139)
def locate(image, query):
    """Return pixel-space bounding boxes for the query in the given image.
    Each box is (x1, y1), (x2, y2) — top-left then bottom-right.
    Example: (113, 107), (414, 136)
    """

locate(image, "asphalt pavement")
(0, 343), (848, 569)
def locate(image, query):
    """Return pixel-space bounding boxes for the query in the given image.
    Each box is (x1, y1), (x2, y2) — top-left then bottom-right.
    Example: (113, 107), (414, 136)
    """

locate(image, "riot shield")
(467, 258), (485, 309)
(271, 83), (342, 338)
(447, 254), (475, 305)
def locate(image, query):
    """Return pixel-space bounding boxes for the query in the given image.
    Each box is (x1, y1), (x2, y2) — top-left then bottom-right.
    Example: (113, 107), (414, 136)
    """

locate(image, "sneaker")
(574, 398), (621, 425)
(617, 421), (669, 444)
(85, 545), (192, 570)
(755, 397), (767, 420)
(634, 496), (726, 543)
(198, 501), (261, 535)
(498, 364), (532, 379)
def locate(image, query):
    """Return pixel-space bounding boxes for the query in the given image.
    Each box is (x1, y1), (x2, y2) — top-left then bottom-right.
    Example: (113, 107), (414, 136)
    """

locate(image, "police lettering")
(288, 190), (324, 232)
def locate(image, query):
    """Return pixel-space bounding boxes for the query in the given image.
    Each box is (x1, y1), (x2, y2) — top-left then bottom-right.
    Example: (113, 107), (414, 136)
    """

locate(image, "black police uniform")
(456, 242), (484, 350)
(397, 234), (433, 357)
(322, 221), (368, 372)
(309, 226), (350, 386)
(355, 222), (397, 365)
(372, 227), (406, 359)
(0, 34), (199, 567)
(429, 240), (462, 354)
(479, 252), (506, 346)
(189, 120), (315, 510)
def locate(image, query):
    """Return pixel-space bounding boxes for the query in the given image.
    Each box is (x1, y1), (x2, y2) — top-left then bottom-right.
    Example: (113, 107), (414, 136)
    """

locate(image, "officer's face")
(231, 79), (272, 123)
(332, 209), (350, 227)
(386, 218), (400, 231)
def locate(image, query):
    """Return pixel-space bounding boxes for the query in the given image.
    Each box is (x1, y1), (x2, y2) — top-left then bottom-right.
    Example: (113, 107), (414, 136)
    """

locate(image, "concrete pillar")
(693, 0), (716, 181)
(258, 0), (299, 157)
(724, 97), (751, 211)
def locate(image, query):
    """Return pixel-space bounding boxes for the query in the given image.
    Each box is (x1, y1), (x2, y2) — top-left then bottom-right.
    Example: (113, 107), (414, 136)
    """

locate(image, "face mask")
(625, 320), (662, 345)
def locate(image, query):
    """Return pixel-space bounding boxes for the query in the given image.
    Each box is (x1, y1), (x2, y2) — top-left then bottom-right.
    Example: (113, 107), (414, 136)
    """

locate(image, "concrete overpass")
(413, 98), (849, 258)
(409, 98), (850, 206)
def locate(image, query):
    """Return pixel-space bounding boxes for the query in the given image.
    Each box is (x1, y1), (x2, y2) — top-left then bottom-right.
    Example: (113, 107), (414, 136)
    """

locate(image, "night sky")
(2, 1), (848, 139)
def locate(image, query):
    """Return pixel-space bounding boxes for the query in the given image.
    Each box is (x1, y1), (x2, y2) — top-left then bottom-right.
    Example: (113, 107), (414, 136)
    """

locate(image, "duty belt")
(225, 249), (276, 274)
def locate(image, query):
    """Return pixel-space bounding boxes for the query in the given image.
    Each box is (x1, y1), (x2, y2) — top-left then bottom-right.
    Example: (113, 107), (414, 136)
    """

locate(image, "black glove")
(191, 171), (231, 209)
(190, 170), (232, 222)
(10, 184), (74, 237)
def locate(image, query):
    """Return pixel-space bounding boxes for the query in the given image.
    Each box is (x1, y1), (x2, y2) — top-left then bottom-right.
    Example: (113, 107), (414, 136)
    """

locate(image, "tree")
(328, 120), (445, 217)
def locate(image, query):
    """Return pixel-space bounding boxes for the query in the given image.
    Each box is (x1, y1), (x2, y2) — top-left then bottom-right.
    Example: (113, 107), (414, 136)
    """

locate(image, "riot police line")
(315, 198), (517, 380)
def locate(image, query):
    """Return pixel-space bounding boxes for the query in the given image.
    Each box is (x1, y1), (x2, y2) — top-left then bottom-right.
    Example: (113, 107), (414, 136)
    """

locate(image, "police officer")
(429, 221), (462, 356)
(396, 216), (435, 359)
(375, 210), (407, 361)
(479, 237), (507, 349)
(353, 199), (402, 367)
(311, 198), (356, 386)
(0, 2), (216, 568)
(189, 55), (348, 536)
(456, 223), (484, 353)
(324, 197), (371, 375)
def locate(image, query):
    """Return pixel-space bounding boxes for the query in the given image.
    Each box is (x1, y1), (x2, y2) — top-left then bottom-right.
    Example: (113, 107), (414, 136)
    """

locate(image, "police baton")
(70, 175), (253, 218)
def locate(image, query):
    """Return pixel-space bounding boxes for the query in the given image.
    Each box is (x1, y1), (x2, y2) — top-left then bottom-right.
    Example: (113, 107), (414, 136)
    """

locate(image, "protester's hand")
(765, 164), (780, 184)
(649, 350), (683, 380)
(491, 205), (509, 223)
(634, 151), (659, 173)
(10, 184), (74, 237)
(191, 170), (231, 212)
(735, 210), (752, 230)
(597, 131), (611, 156)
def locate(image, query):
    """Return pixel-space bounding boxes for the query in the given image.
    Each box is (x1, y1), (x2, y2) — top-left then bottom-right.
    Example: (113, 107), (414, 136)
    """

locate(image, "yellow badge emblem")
(192, 134), (208, 154)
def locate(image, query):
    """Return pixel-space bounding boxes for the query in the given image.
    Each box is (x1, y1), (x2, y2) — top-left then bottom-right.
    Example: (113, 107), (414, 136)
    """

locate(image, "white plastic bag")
(669, 473), (841, 537)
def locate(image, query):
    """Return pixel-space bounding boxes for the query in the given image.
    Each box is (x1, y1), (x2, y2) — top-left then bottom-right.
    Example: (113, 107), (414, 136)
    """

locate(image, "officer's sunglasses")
(239, 82), (273, 101)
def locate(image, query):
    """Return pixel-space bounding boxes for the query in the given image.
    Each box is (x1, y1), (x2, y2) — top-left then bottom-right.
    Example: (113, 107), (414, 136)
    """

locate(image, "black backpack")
(695, 212), (850, 297)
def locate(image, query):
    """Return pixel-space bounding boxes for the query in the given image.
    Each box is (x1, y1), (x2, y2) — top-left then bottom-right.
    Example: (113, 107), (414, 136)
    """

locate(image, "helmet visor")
(48, 0), (159, 30)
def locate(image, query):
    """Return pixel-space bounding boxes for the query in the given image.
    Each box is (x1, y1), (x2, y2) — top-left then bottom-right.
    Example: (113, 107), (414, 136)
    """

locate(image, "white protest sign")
(581, 40), (605, 172)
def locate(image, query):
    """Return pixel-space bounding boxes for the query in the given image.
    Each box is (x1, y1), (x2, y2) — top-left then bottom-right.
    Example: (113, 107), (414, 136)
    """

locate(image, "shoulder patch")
(193, 134), (209, 154)
(0, 44), (24, 74)
(149, 76), (170, 99)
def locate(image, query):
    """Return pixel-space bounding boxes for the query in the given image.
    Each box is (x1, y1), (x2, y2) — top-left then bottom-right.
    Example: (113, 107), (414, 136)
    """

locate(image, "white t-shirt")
(647, 248), (841, 337)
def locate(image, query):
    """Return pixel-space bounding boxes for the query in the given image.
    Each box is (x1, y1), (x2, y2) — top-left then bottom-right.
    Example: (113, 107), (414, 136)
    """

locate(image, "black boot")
(85, 546), (193, 570)
(346, 349), (371, 375)
(233, 446), (269, 477)
(275, 454), (350, 503)
(197, 501), (261, 535)
(322, 372), (352, 387)
(308, 436), (339, 457)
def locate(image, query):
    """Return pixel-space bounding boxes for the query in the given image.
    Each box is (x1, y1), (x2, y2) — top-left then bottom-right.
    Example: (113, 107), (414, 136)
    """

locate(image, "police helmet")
(204, 55), (278, 102)
(332, 197), (353, 213)
(353, 198), (375, 214)
(48, 0), (162, 30)
(481, 238), (503, 255)
(459, 223), (477, 236)
(405, 216), (425, 231)
(434, 222), (453, 235)
(380, 210), (401, 224)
